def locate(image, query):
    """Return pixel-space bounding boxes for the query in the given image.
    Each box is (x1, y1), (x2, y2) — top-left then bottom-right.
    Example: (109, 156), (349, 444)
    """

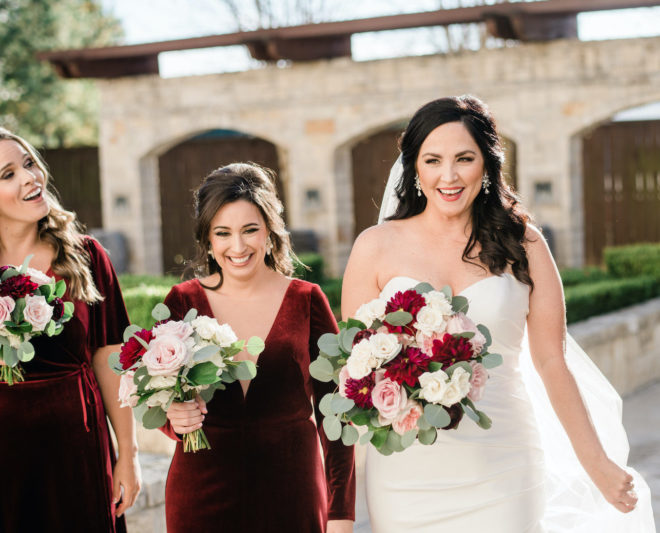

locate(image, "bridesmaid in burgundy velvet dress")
(0, 129), (141, 532)
(162, 163), (356, 533)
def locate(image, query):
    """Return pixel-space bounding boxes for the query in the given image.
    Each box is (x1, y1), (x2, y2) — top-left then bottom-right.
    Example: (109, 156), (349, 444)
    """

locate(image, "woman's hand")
(588, 457), (638, 513)
(112, 453), (142, 517)
(166, 396), (208, 435)
(327, 519), (353, 533)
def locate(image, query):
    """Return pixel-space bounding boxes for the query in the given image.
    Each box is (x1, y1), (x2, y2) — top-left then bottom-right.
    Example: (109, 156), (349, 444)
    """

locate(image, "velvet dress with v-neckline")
(162, 278), (356, 533)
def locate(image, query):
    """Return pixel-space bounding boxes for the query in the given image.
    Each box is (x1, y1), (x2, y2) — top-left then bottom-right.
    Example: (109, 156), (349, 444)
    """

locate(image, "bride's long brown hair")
(0, 128), (102, 302)
(388, 95), (534, 289)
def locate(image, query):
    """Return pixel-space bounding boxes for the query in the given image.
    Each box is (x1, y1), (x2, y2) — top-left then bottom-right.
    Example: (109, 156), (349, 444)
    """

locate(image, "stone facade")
(97, 36), (660, 275)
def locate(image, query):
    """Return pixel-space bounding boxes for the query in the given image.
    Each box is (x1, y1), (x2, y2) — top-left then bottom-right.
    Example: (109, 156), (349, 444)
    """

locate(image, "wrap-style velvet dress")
(0, 238), (129, 533)
(162, 278), (356, 533)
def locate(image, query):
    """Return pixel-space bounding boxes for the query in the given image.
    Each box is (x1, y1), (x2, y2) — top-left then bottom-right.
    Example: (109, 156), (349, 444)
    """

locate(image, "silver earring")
(482, 173), (491, 195)
(414, 174), (422, 197)
(207, 248), (215, 260)
(265, 236), (273, 255)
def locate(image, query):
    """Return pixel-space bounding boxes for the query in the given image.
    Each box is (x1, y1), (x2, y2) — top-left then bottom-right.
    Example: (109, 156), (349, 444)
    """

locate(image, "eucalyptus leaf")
(193, 345), (221, 362)
(309, 357), (334, 382)
(341, 424), (360, 446)
(132, 403), (148, 423)
(246, 336), (265, 356)
(477, 411), (492, 429)
(132, 333), (150, 351)
(401, 429), (418, 448)
(19, 254), (33, 274)
(350, 411), (371, 426)
(134, 365), (149, 381)
(54, 279), (66, 298)
(413, 282), (435, 294)
(199, 385), (217, 403)
(440, 285), (453, 300)
(446, 361), (473, 377)
(108, 352), (122, 374)
(481, 352), (503, 369)
(416, 414), (431, 430)
(2, 345), (18, 366)
(384, 310), (413, 327)
(386, 430), (404, 452)
(142, 406), (168, 429)
(63, 301), (75, 317)
(0, 268), (18, 281)
(455, 331), (475, 340)
(451, 295), (469, 314)
(183, 308), (198, 322)
(45, 320), (56, 336)
(322, 416), (342, 441)
(151, 303), (171, 322)
(462, 402), (480, 423)
(330, 394), (355, 414)
(123, 324), (143, 343)
(418, 426), (438, 445)
(370, 427), (388, 448)
(377, 443), (394, 456)
(317, 333), (342, 357)
(424, 404), (451, 429)
(232, 360), (257, 380)
(220, 372), (237, 384)
(428, 361), (445, 372)
(477, 324), (492, 347)
(339, 327), (361, 353)
(187, 362), (221, 385)
(360, 430), (374, 445)
(40, 284), (52, 300)
(17, 341), (35, 362)
(346, 317), (367, 330)
(319, 393), (334, 417)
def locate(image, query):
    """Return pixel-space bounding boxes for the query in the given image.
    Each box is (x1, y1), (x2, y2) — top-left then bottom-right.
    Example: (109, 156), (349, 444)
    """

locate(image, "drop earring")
(482, 172), (491, 195)
(414, 174), (422, 197)
(265, 236), (273, 255)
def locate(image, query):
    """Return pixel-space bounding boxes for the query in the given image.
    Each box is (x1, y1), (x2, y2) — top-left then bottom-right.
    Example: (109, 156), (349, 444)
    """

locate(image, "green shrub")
(122, 285), (172, 329)
(560, 266), (611, 287)
(603, 243), (660, 279)
(320, 278), (342, 316)
(565, 276), (660, 324)
(118, 274), (179, 290)
(293, 252), (325, 284)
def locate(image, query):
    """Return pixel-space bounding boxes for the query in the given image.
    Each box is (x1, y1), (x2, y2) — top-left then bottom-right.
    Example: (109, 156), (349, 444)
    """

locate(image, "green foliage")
(560, 266), (611, 287)
(603, 243), (660, 280)
(293, 252), (325, 284)
(0, 0), (123, 147)
(122, 285), (171, 329)
(118, 274), (179, 290)
(320, 278), (342, 314)
(565, 276), (660, 324)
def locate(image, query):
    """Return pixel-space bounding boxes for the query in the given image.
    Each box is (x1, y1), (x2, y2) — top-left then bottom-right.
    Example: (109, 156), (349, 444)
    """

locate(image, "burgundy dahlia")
(52, 297), (65, 320)
(431, 333), (474, 369)
(384, 346), (430, 387)
(444, 403), (465, 430)
(384, 290), (426, 333)
(344, 373), (376, 409)
(352, 328), (376, 346)
(0, 274), (39, 299)
(119, 328), (154, 370)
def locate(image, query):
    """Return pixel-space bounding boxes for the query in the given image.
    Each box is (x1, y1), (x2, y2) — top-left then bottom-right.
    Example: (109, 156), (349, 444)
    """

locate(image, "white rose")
(210, 352), (228, 372)
(153, 320), (193, 341)
(23, 294), (53, 332)
(415, 305), (447, 337)
(25, 267), (54, 286)
(346, 339), (377, 379)
(354, 298), (387, 327)
(424, 291), (453, 316)
(118, 373), (138, 408)
(440, 367), (472, 407)
(191, 316), (220, 341)
(182, 383), (210, 392)
(418, 369), (450, 404)
(0, 326), (25, 348)
(213, 323), (238, 347)
(146, 389), (174, 408)
(0, 296), (16, 323)
(145, 374), (178, 390)
(368, 332), (401, 364)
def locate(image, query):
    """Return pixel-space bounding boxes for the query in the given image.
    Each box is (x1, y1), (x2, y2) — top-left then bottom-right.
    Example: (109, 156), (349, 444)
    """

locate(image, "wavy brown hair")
(388, 95), (534, 288)
(0, 128), (102, 303)
(188, 162), (295, 289)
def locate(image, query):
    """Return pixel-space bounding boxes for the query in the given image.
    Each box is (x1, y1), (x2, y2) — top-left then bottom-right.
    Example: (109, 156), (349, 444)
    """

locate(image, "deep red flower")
(352, 328), (376, 346)
(119, 328), (154, 370)
(344, 373), (376, 409)
(384, 290), (426, 333)
(384, 346), (430, 387)
(52, 297), (65, 320)
(431, 333), (474, 369)
(0, 274), (39, 299)
(443, 403), (464, 430)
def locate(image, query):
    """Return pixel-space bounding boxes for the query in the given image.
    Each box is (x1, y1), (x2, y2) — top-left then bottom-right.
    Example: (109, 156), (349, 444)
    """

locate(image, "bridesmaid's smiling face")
(208, 199), (270, 281)
(415, 121), (485, 220)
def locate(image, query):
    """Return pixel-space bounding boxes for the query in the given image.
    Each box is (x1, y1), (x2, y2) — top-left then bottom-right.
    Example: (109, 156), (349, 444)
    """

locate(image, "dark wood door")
(159, 135), (281, 275)
(582, 120), (660, 264)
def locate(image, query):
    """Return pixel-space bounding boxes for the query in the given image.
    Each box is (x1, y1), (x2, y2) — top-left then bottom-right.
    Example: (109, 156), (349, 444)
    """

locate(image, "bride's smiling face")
(415, 121), (485, 219)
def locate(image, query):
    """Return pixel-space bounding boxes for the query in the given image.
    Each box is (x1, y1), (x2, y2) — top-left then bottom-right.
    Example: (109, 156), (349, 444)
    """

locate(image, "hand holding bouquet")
(0, 256), (74, 385)
(310, 282), (502, 455)
(111, 303), (264, 452)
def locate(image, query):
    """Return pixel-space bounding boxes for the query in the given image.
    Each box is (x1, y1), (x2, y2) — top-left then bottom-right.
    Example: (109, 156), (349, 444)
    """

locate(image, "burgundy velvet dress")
(0, 238), (129, 533)
(162, 278), (356, 533)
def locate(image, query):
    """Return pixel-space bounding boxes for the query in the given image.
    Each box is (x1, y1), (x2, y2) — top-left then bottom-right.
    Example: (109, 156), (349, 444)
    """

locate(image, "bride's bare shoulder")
(353, 220), (409, 252)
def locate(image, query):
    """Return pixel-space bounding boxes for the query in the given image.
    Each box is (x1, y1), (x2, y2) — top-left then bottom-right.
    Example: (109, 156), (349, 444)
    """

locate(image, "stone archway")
(157, 130), (283, 274)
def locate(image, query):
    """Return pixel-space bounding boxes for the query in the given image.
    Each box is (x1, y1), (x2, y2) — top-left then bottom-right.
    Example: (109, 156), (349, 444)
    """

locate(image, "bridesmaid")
(161, 162), (355, 533)
(0, 128), (141, 531)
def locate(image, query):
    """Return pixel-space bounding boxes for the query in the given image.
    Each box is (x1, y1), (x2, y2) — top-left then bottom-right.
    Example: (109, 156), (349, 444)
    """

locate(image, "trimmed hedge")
(560, 266), (611, 287)
(565, 276), (660, 324)
(122, 285), (172, 329)
(320, 278), (342, 315)
(118, 274), (178, 290)
(603, 243), (660, 279)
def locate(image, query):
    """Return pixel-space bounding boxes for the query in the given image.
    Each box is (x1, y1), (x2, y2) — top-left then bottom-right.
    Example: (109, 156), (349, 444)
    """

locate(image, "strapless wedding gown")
(365, 274), (655, 533)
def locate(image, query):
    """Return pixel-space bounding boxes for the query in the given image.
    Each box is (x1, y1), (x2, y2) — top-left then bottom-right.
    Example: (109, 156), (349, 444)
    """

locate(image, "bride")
(341, 95), (655, 532)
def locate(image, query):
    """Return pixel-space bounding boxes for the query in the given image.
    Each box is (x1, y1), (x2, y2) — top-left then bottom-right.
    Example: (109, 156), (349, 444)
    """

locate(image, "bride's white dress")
(365, 274), (655, 533)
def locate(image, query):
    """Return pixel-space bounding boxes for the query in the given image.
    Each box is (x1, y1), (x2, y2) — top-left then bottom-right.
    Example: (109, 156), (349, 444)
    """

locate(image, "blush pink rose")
(0, 296), (16, 323)
(371, 377), (407, 422)
(23, 294), (53, 332)
(446, 312), (487, 353)
(415, 331), (445, 357)
(468, 361), (489, 402)
(118, 372), (138, 408)
(392, 399), (423, 435)
(142, 335), (191, 376)
(338, 365), (350, 398)
(152, 320), (193, 341)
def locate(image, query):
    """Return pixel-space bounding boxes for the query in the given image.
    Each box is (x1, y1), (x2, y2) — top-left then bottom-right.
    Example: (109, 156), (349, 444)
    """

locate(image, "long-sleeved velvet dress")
(162, 278), (356, 533)
(0, 238), (129, 533)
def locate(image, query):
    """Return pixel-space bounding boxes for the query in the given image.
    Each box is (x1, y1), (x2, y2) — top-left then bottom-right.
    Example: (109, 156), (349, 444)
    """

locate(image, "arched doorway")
(158, 130), (283, 274)
(582, 111), (660, 264)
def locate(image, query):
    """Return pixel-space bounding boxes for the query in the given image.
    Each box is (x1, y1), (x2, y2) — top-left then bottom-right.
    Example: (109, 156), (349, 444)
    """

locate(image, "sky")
(98, 1), (660, 118)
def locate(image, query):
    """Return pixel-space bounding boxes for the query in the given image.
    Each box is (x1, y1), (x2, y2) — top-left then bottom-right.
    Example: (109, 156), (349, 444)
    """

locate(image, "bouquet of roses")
(309, 282), (502, 455)
(0, 256), (74, 385)
(110, 303), (264, 453)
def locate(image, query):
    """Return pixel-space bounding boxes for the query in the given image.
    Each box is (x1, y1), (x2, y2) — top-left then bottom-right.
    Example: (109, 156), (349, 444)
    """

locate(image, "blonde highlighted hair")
(0, 128), (102, 303)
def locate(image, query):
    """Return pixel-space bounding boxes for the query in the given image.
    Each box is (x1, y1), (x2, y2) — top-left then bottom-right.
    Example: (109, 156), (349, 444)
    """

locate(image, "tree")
(0, 0), (122, 147)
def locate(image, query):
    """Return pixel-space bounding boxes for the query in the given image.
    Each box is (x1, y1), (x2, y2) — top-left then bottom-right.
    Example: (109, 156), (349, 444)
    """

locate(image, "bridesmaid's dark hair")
(188, 162), (295, 289)
(388, 95), (533, 289)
